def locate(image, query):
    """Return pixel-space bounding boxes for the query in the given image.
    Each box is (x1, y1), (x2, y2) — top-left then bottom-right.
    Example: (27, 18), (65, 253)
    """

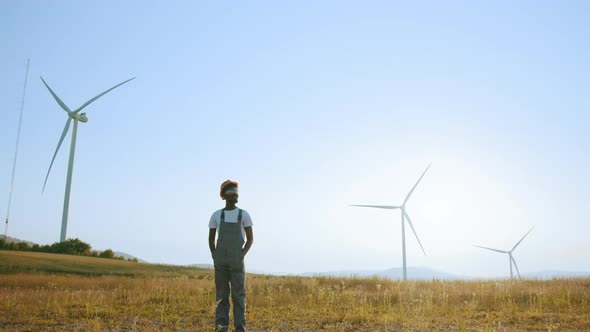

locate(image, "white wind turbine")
(41, 76), (135, 242)
(350, 164), (431, 280)
(474, 227), (534, 279)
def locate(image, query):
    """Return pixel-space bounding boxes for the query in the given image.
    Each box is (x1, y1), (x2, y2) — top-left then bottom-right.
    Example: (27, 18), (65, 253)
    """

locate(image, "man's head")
(220, 180), (239, 202)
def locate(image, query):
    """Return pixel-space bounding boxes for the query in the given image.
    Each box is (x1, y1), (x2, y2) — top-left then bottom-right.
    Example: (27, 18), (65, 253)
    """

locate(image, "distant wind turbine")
(474, 227), (534, 279)
(41, 76), (135, 242)
(350, 164), (431, 281)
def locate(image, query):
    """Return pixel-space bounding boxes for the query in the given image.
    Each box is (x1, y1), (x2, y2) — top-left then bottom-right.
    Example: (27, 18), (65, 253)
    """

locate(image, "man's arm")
(242, 226), (253, 257)
(208, 228), (216, 254)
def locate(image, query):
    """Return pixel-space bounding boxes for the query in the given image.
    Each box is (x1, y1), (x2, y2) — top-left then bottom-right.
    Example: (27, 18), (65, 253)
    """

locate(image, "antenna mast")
(4, 59), (30, 241)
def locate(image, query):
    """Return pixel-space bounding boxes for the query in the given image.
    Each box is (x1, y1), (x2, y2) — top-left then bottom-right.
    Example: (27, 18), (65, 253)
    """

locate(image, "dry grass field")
(1, 250), (589, 331)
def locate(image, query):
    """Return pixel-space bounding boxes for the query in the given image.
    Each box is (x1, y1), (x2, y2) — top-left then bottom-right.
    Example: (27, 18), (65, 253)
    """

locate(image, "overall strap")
(238, 209), (243, 226)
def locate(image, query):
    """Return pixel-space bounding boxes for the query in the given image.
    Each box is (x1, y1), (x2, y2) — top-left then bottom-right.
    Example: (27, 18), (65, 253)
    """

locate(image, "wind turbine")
(350, 164), (431, 280)
(474, 227), (534, 279)
(41, 76), (135, 242)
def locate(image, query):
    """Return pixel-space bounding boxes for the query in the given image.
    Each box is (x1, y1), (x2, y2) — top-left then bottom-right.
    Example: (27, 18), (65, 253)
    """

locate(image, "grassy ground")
(1, 250), (589, 331)
(0, 250), (206, 278)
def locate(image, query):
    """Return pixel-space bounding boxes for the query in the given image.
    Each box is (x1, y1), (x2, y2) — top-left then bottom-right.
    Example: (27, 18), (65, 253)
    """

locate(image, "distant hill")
(302, 266), (463, 280)
(113, 251), (147, 263)
(301, 267), (590, 280)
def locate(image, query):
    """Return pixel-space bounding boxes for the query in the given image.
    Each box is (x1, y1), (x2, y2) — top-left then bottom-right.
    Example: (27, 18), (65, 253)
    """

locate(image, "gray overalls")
(213, 209), (246, 332)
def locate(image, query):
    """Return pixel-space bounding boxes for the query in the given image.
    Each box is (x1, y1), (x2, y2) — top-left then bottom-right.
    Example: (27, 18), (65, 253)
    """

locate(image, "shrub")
(99, 249), (115, 259)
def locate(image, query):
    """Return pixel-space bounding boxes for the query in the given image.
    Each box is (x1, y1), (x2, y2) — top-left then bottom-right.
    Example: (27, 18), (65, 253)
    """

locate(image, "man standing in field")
(209, 180), (254, 332)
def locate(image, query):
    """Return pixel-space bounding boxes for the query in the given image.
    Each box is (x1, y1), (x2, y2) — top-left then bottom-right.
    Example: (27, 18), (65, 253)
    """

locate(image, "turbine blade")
(74, 77), (135, 113)
(349, 205), (400, 209)
(403, 163), (431, 206)
(512, 226), (534, 251)
(511, 255), (521, 278)
(42, 118), (72, 192)
(473, 245), (508, 254)
(403, 210), (426, 255)
(40, 77), (71, 113)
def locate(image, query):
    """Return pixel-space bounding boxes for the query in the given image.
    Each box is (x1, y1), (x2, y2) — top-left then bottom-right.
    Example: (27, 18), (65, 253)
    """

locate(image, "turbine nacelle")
(70, 112), (88, 123)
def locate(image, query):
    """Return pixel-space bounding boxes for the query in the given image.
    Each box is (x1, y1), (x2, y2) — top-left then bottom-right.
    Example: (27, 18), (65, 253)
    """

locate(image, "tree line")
(0, 237), (138, 262)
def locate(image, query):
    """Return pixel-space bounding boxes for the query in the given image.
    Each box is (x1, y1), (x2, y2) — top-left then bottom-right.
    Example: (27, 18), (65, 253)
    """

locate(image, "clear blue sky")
(1, 1), (589, 277)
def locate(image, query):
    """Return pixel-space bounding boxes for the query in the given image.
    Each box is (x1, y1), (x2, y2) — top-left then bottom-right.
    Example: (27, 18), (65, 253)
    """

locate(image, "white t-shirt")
(209, 208), (253, 241)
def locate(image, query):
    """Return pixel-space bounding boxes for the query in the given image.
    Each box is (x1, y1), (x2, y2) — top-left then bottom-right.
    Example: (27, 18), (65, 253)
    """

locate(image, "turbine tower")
(41, 76), (135, 242)
(474, 227), (534, 279)
(350, 164), (431, 280)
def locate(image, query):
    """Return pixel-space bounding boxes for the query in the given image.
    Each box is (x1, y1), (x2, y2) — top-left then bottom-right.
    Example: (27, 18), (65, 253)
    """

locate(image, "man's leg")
(230, 269), (246, 332)
(214, 265), (231, 332)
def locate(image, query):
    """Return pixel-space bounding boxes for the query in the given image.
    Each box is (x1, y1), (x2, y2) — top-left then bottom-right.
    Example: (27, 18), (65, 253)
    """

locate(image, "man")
(209, 180), (253, 332)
